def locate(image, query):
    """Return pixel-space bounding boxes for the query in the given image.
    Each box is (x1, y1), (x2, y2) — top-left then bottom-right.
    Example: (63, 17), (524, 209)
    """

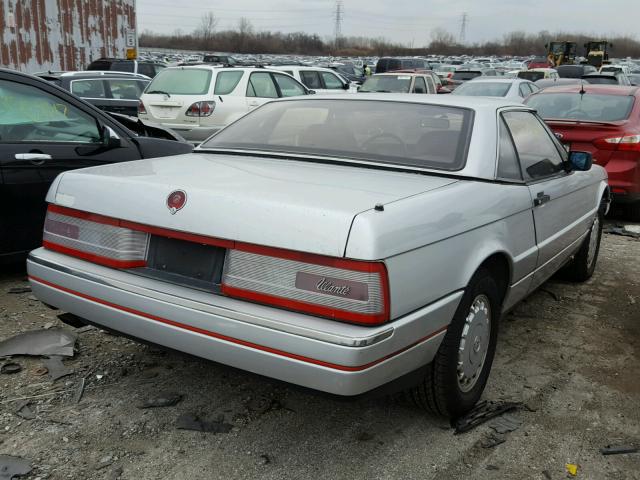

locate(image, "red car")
(526, 85), (640, 219)
(527, 57), (553, 69)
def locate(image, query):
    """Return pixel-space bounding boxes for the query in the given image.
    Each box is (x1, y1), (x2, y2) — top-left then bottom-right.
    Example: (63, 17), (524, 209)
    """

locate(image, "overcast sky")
(137, 0), (638, 45)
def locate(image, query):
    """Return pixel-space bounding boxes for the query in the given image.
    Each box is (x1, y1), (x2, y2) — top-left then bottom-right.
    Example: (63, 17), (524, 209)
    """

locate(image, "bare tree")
(195, 12), (218, 49)
(237, 17), (254, 51)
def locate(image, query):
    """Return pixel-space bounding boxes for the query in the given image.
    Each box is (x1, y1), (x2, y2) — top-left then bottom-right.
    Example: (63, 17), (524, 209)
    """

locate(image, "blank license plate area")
(142, 235), (225, 290)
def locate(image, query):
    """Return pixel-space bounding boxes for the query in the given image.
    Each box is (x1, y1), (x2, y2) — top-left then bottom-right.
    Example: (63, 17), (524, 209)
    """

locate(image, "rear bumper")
(27, 248), (460, 396)
(145, 123), (221, 142)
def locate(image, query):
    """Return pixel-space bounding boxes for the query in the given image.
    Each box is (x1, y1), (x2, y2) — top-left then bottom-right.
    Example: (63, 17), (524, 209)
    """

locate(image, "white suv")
(138, 65), (311, 143)
(269, 65), (355, 94)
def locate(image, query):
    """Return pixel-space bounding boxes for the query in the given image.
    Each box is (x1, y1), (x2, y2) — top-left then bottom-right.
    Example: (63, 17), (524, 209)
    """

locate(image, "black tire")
(562, 208), (603, 282)
(406, 268), (501, 418)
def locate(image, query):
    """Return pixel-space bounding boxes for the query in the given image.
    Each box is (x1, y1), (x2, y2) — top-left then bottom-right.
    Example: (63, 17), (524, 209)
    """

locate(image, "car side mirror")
(307, 89), (316, 95)
(343, 83), (350, 90)
(101, 125), (122, 149)
(568, 151), (593, 171)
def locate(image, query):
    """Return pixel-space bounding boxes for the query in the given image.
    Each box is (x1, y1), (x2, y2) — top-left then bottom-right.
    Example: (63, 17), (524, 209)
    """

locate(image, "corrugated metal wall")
(0, 0), (136, 73)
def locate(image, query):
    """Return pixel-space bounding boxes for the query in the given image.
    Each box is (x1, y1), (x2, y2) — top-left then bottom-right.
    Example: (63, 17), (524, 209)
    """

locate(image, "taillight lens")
(186, 101), (215, 117)
(43, 205), (148, 268)
(221, 245), (390, 325)
(138, 100), (147, 115)
(594, 133), (640, 151)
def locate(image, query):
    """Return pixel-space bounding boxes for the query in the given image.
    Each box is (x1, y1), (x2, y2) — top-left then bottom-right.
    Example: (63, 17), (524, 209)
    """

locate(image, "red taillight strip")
(28, 275), (445, 372)
(221, 284), (387, 326)
(47, 204), (390, 324)
(42, 241), (146, 269)
(48, 205), (234, 249)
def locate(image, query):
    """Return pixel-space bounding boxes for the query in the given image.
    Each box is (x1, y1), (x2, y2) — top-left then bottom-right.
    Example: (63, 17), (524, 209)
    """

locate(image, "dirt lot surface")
(1, 223), (639, 480)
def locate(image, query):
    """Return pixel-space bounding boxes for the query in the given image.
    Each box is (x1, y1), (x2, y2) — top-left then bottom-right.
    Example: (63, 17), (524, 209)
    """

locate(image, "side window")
(138, 64), (155, 78)
(529, 83), (540, 93)
(246, 72), (278, 98)
(0, 79), (101, 144)
(518, 83), (531, 97)
(497, 117), (522, 180)
(70, 79), (106, 98)
(413, 77), (427, 94)
(106, 79), (145, 99)
(425, 76), (436, 93)
(273, 74), (306, 97)
(214, 71), (244, 95)
(320, 71), (343, 89)
(300, 71), (322, 89)
(503, 111), (565, 181)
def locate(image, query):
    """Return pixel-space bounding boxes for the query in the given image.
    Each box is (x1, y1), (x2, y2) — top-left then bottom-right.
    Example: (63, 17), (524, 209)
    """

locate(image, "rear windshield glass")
(453, 71), (481, 81)
(453, 82), (511, 97)
(146, 69), (212, 95)
(518, 71), (545, 82)
(359, 76), (412, 93)
(556, 66), (584, 78)
(526, 93), (634, 122)
(201, 99), (474, 171)
(582, 76), (618, 85)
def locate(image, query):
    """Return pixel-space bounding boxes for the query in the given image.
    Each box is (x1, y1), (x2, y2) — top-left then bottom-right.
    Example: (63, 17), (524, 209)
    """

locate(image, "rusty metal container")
(1, 0), (136, 73)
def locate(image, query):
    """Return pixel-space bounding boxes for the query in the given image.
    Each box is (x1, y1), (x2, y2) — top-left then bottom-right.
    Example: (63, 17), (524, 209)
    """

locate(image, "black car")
(36, 71), (150, 116)
(555, 64), (598, 78)
(375, 57), (431, 74)
(86, 58), (167, 78)
(328, 63), (367, 84)
(202, 54), (240, 65)
(0, 68), (193, 262)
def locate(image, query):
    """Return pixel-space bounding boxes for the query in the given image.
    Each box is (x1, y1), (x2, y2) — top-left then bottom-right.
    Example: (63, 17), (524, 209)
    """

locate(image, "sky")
(136, 0), (639, 46)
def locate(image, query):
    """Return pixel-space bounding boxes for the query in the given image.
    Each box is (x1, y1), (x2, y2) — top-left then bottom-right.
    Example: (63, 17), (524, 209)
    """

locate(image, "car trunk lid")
(49, 153), (457, 257)
(545, 119), (628, 167)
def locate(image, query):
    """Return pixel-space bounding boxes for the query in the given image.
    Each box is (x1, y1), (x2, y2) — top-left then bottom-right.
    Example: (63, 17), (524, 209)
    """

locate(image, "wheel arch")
(472, 252), (512, 305)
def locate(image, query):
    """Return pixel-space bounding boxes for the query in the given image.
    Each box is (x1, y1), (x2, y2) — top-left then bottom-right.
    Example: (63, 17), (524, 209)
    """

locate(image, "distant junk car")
(29, 95), (609, 417)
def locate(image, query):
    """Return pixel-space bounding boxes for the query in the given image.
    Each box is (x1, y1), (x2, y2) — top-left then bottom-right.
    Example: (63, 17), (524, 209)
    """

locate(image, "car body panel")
(28, 95), (608, 396)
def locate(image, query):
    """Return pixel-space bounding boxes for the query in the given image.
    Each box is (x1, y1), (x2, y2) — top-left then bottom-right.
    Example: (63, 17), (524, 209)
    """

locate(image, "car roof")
(372, 72), (430, 77)
(275, 92), (527, 110)
(527, 68), (557, 72)
(535, 84), (639, 95)
(468, 77), (527, 83)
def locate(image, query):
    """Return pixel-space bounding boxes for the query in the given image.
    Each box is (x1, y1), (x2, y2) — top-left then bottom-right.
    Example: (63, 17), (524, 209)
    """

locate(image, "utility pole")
(459, 12), (468, 44)
(334, 0), (344, 49)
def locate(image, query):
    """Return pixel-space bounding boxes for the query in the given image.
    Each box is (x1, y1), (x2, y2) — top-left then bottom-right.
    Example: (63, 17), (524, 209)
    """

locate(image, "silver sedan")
(452, 77), (540, 101)
(28, 94), (609, 418)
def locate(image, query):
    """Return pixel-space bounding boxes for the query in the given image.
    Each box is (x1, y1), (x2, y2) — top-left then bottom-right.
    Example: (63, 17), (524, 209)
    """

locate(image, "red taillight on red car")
(43, 205), (148, 269)
(594, 133), (640, 151)
(186, 101), (215, 117)
(221, 244), (390, 325)
(138, 101), (147, 115)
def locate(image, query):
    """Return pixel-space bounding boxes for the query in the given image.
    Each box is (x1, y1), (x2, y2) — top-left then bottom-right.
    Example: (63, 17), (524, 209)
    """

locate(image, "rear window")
(452, 82), (511, 97)
(70, 79), (106, 98)
(360, 75), (412, 93)
(582, 76), (618, 85)
(214, 71), (244, 95)
(526, 93), (635, 122)
(107, 79), (148, 99)
(202, 99), (474, 171)
(111, 61), (135, 73)
(453, 71), (481, 81)
(518, 71), (545, 82)
(146, 69), (212, 95)
(556, 66), (584, 78)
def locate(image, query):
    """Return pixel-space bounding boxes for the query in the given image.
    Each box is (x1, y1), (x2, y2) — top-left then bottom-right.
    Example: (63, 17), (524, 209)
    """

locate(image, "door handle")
(533, 191), (551, 207)
(248, 101), (259, 107)
(15, 153), (52, 165)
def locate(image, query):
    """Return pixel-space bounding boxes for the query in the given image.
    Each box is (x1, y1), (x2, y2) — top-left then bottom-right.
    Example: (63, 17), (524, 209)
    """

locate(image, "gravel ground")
(0, 222), (639, 480)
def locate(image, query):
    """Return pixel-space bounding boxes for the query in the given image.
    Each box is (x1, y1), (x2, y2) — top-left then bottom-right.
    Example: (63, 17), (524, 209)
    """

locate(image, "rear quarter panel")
(346, 181), (537, 319)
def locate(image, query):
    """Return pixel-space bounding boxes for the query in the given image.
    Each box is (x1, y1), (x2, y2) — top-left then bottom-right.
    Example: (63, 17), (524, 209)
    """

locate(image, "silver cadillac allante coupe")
(28, 94), (609, 418)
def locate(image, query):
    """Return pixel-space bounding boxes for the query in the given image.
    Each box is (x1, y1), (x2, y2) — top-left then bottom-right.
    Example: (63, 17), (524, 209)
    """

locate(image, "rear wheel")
(562, 208), (603, 282)
(406, 268), (501, 418)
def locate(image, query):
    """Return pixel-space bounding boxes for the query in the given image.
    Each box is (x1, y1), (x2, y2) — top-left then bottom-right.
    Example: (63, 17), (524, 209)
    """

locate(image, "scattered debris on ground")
(600, 445), (638, 455)
(0, 455), (31, 480)
(566, 463), (579, 476)
(138, 393), (183, 409)
(453, 401), (521, 434)
(14, 401), (36, 420)
(603, 224), (640, 238)
(176, 413), (233, 433)
(488, 413), (523, 434)
(0, 362), (22, 375)
(42, 356), (73, 381)
(0, 329), (77, 357)
(7, 287), (31, 294)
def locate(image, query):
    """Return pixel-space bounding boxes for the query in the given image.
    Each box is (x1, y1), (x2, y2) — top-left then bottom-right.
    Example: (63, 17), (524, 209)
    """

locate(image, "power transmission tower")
(334, 0), (344, 49)
(459, 12), (468, 44)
